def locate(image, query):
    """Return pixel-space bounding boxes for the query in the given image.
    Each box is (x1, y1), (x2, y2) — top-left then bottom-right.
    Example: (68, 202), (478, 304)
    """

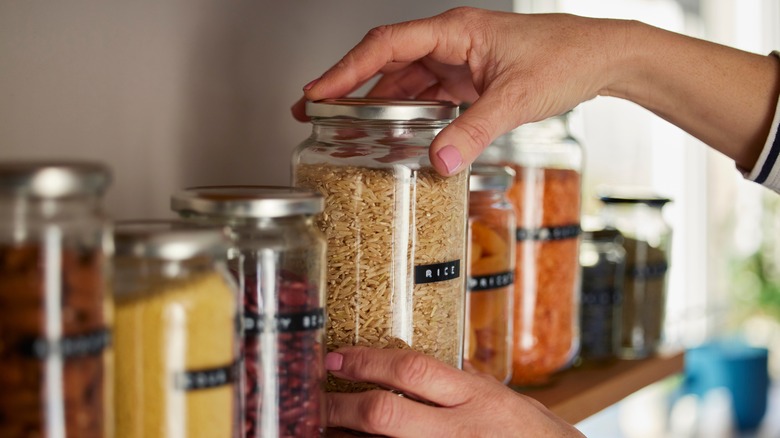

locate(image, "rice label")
(468, 271), (514, 292)
(20, 329), (111, 359)
(175, 362), (239, 391)
(414, 260), (461, 284)
(516, 224), (581, 241)
(243, 308), (325, 335)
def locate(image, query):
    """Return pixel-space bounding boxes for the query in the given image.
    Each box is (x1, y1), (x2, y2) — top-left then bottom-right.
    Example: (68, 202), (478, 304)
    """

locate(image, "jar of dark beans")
(578, 223), (625, 363)
(172, 186), (326, 438)
(0, 161), (113, 437)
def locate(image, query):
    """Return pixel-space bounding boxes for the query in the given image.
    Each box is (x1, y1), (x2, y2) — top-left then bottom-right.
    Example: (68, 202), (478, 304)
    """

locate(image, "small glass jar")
(112, 220), (239, 438)
(466, 164), (516, 384)
(598, 193), (672, 359)
(171, 186), (326, 438)
(0, 161), (113, 437)
(578, 225), (625, 363)
(292, 98), (468, 392)
(479, 114), (583, 386)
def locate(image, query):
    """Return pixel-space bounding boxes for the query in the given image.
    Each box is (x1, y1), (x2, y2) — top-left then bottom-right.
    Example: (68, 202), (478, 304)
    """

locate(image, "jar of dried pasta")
(479, 113), (583, 386)
(171, 186), (326, 437)
(466, 164), (516, 384)
(112, 220), (240, 438)
(293, 98), (468, 392)
(0, 161), (113, 438)
(598, 192), (672, 359)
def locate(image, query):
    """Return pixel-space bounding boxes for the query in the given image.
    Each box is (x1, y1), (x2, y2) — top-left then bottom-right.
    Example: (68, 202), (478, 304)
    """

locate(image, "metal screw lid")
(598, 191), (672, 208)
(113, 219), (229, 261)
(171, 185), (324, 218)
(0, 160), (111, 198)
(469, 164), (514, 192)
(305, 98), (458, 121)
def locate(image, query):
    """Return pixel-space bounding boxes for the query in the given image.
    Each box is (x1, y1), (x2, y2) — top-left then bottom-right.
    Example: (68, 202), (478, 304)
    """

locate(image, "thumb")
(430, 89), (525, 176)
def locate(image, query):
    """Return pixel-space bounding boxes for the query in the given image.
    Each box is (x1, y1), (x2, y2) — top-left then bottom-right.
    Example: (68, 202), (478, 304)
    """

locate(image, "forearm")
(604, 20), (780, 171)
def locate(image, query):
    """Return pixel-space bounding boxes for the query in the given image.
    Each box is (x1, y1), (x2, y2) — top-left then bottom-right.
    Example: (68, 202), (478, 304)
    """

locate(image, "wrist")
(598, 19), (656, 102)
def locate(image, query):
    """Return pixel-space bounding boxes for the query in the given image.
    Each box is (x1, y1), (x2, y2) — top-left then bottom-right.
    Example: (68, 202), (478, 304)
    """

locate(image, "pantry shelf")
(514, 351), (685, 424)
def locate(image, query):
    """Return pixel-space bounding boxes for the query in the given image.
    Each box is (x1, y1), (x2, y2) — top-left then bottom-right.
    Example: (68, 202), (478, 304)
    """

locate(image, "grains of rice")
(295, 163), (467, 392)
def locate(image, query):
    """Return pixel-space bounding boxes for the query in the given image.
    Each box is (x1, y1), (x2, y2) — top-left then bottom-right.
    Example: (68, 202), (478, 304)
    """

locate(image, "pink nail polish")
(325, 352), (343, 371)
(303, 78), (320, 91)
(436, 145), (462, 175)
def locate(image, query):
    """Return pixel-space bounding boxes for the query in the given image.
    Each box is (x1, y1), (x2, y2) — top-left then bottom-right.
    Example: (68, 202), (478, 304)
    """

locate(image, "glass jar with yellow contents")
(112, 220), (239, 438)
(466, 164), (516, 384)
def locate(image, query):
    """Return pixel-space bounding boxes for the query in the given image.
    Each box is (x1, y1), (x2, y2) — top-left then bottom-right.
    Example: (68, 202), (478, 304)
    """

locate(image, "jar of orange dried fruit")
(466, 164), (516, 384)
(478, 113), (583, 386)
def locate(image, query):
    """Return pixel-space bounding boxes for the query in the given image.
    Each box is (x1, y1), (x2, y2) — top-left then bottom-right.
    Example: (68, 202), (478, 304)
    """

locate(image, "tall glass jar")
(292, 98), (468, 392)
(479, 114), (583, 386)
(0, 161), (113, 437)
(171, 186), (327, 438)
(466, 164), (516, 384)
(598, 193), (672, 359)
(112, 220), (239, 438)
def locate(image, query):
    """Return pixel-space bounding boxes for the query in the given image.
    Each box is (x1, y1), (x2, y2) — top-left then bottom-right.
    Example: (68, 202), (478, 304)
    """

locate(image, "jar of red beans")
(478, 114), (583, 386)
(171, 186), (326, 438)
(0, 161), (113, 437)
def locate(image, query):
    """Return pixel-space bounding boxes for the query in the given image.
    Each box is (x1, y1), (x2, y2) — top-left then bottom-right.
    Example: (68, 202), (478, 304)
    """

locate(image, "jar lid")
(171, 185), (324, 218)
(0, 160), (111, 198)
(305, 98), (458, 121)
(469, 164), (514, 192)
(599, 194), (672, 208)
(113, 220), (229, 261)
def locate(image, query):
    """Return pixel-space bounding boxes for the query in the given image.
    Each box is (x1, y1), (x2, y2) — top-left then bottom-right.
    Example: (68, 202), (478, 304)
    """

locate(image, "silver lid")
(171, 185), (324, 218)
(0, 160), (111, 198)
(469, 164), (514, 192)
(113, 220), (229, 261)
(305, 98), (458, 121)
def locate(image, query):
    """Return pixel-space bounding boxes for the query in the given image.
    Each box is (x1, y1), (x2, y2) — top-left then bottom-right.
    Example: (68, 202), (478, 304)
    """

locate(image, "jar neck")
(179, 212), (316, 231)
(469, 190), (508, 209)
(310, 118), (447, 143)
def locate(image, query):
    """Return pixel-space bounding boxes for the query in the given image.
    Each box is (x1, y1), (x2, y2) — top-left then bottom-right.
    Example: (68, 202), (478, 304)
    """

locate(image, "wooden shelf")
(513, 352), (685, 424)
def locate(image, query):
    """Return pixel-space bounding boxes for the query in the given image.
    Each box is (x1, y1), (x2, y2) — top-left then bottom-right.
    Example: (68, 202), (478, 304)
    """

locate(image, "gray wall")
(0, 1), (511, 219)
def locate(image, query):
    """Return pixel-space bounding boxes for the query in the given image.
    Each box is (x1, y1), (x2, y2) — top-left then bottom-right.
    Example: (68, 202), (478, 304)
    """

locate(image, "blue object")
(684, 339), (770, 431)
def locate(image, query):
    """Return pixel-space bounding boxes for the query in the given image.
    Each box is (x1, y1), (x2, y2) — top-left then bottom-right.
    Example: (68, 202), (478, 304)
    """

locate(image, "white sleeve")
(743, 51), (780, 193)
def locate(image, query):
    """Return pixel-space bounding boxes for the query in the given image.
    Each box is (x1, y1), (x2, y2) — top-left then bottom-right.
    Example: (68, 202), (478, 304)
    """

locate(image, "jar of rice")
(293, 98), (468, 392)
(112, 220), (240, 438)
(171, 186), (327, 437)
(478, 113), (583, 386)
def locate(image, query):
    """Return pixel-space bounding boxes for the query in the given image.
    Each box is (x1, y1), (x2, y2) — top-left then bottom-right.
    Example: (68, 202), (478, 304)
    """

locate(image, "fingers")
(366, 62), (438, 99)
(327, 391), (444, 437)
(326, 347), (475, 407)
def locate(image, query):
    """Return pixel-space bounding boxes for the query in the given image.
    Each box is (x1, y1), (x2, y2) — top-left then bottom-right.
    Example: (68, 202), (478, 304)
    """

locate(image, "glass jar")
(598, 193), (672, 359)
(0, 161), (113, 437)
(171, 186), (326, 438)
(578, 224), (625, 363)
(479, 114), (583, 386)
(466, 164), (516, 384)
(292, 98), (468, 392)
(112, 220), (239, 438)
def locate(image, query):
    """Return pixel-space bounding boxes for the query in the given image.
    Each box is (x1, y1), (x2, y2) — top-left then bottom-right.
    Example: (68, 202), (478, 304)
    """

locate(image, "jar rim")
(469, 164), (514, 192)
(171, 185), (324, 218)
(306, 98), (458, 121)
(113, 219), (229, 261)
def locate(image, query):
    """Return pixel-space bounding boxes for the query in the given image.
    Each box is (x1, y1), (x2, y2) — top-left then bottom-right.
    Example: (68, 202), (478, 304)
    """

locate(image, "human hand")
(291, 7), (630, 176)
(324, 346), (584, 437)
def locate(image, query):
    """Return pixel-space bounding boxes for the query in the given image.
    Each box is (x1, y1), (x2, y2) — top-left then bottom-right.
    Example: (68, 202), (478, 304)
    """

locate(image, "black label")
(628, 262), (668, 279)
(20, 329), (111, 359)
(414, 260), (461, 285)
(243, 308), (325, 336)
(468, 271), (514, 292)
(516, 224), (581, 241)
(175, 362), (238, 391)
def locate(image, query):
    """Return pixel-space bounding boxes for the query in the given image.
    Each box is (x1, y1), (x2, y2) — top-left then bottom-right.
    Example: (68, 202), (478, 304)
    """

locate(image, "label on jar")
(19, 328), (111, 359)
(175, 362), (239, 391)
(414, 260), (461, 284)
(468, 271), (514, 292)
(243, 308), (325, 336)
(516, 224), (581, 241)
(629, 262), (668, 279)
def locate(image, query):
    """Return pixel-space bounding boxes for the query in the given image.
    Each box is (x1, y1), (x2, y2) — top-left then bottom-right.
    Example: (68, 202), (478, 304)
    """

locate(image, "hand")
(291, 7), (629, 176)
(324, 346), (584, 437)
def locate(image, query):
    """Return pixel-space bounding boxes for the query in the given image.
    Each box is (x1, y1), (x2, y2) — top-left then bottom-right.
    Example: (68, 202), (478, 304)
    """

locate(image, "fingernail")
(303, 78), (320, 91)
(436, 145), (462, 175)
(325, 352), (343, 371)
